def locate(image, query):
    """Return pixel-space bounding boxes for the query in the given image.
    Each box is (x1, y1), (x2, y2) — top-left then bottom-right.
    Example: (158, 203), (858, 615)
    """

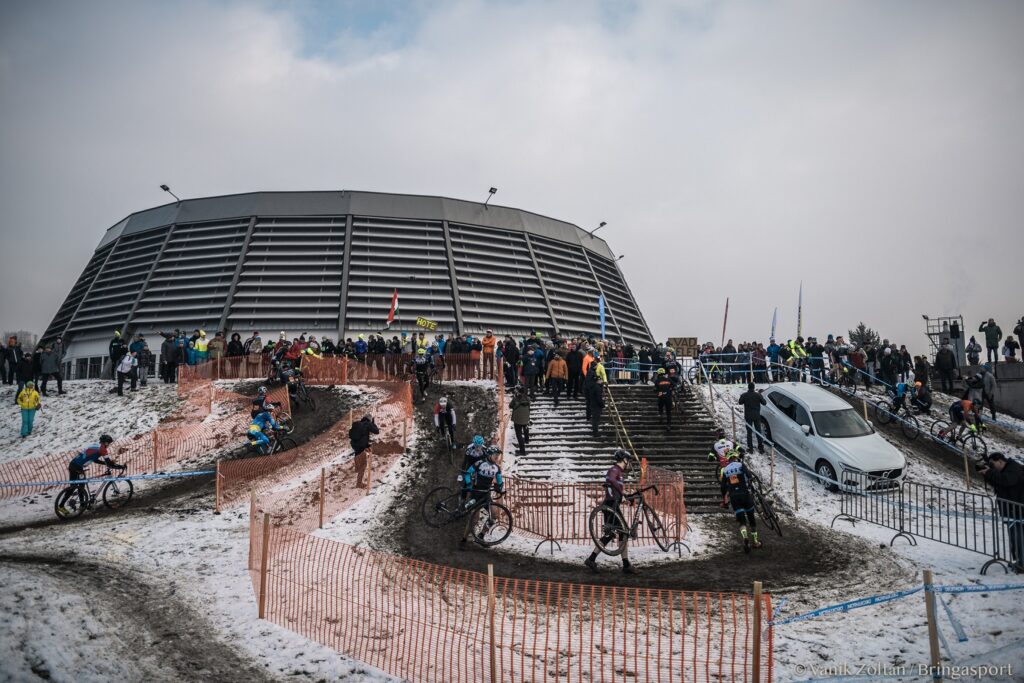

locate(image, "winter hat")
(25, 380), (34, 388)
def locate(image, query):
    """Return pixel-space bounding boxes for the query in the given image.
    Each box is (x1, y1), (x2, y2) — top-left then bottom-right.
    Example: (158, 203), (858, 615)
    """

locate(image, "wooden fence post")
(488, 563), (497, 683)
(258, 512), (271, 619)
(214, 459), (222, 514)
(402, 418), (408, 452)
(318, 467), (326, 529)
(863, 398), (869, 422)
(365, 449), (373, 491)
(731, 411), (737, 442)
(348, 411), (354, 430)
(152, 429), (159, 473)
(770, 446), (776, 488)
(792, 467), (799, 512)
(752, 580), (763, 683)
(963, 454), (972, 489)
(923, 569), (942, 681)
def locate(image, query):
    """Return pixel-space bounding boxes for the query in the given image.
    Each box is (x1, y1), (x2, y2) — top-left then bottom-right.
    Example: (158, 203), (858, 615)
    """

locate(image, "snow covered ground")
(699, 380), (1024, 681)
(0, 381), (182, 464)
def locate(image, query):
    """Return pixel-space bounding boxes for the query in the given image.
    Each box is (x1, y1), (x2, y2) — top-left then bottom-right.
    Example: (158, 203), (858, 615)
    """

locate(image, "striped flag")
(386, 289), (399, 328)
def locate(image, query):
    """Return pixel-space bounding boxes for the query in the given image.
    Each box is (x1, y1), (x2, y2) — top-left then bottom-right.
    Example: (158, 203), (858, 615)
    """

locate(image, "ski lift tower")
(922, 314), (966, 366)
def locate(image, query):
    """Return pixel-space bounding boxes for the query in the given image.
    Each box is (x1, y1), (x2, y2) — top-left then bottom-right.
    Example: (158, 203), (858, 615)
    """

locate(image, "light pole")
(614, 254), (624, 262)
(588, 221), (607, 237)
(483, 187), (497, 208)
(160, 184), (181, 204)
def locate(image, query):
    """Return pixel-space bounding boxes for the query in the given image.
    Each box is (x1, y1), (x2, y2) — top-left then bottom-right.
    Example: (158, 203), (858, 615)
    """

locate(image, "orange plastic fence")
(502, 467), (687, 547)
(218, 382), (413, 509)
(249, 514), (771, 683)
(0, 369), (288, 499)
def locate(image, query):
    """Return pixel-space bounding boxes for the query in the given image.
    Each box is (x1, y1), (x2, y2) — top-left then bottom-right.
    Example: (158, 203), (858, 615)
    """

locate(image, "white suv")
(758, 383), (906, 489)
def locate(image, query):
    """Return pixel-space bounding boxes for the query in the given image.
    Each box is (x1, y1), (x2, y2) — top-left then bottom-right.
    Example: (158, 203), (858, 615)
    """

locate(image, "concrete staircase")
(509, 383), (723, 512)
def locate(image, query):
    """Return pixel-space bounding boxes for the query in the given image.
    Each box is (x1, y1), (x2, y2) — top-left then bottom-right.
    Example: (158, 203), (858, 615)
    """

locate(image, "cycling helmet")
(417, 348), (427, 356)
(472, 435), (485, 447)
(716, 428), (725, 439)
(362, 414), (373, 422)
(439, 397), (448, 407)
(258, 386), (268, 395)
(657, 367), (666, 374)
(99, 434), (114, 444)
(613, 448), (629, 462)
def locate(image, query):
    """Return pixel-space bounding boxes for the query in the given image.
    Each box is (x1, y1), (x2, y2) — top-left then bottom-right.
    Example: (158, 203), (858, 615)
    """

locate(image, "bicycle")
(873, 399), (921, 440)
(248, 427), (297, 456)
(420, 485), (514, 546)
(587, 485), (670, 556)
(834, 364), (859, 396)
(747, 471), (782, 537)
(929, 420), (988, 458)
(434, 425), (457, 466)
(54, 464), (133, 520)
(271, 405), (295, 435)
(290, 378), (317, 411)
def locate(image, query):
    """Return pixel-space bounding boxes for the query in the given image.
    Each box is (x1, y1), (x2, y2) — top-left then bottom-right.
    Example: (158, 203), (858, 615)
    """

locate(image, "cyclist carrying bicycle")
(584, 449), (635, 575)
(247, 409), (281, 455)
(62, 434), (122, 515)
(433, 396), (457, 448)
(722, 454), (762, 552)
(458, 448), (504, 549)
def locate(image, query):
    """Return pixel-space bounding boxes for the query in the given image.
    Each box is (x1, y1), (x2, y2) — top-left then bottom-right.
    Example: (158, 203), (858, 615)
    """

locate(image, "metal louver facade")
(43, 191), (654, 361)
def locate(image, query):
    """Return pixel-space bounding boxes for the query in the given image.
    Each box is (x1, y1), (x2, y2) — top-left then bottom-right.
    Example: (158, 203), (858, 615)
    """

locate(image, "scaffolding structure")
(923, 314), (966, 366)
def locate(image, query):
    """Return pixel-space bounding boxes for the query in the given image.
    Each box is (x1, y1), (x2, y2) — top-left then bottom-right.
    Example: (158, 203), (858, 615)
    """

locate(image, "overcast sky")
(2, 0), (1022, 353)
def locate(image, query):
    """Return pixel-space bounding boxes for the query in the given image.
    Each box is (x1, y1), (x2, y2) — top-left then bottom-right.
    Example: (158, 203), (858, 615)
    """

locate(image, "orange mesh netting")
(248, 514), (771, 683)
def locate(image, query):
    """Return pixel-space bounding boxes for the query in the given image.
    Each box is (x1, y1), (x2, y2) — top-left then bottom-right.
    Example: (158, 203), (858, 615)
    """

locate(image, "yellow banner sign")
(415, 317), (438, 331)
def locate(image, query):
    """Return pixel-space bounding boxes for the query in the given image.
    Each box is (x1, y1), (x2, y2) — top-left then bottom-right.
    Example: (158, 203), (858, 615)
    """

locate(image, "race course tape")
(771, 582), (1024, 628)
(769, 587), (923, 626)
(0, 470), (216, 489)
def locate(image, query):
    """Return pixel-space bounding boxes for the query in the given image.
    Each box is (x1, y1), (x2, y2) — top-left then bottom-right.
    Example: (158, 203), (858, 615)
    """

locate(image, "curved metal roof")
(96, 190), (616, 260)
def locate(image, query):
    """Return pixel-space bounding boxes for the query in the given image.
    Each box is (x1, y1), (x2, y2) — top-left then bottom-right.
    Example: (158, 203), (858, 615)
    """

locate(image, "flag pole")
(796, 282), (803, 338)
(720, 297), (729, 348)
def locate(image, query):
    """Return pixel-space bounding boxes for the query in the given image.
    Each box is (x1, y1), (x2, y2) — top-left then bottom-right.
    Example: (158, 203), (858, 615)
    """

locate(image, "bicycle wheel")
(686, 366), (698, 382)
(304, 395), (317, 411)
(930, 420), (949, 439)
(900, 414), (921, 440)
(959, 433), (987, 459)
(277, 412), (295, 434)
(642, 504), (670, 551)
(875, 402), (895, 425)
(274, 437), (298, 453)
(472, 503), (513, 547)
(588, 505), (629, 556)
(54, 487), (86, 520)
(753, 486), (783, 537)
(421, 486), (458, 528)
(102, 478), (134, 510)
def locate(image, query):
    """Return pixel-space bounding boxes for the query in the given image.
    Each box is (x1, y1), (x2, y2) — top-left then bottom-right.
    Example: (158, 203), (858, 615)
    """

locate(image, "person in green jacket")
(509, 386), (531, 455)
(979, 318), (1003, 365)
(17, 380), (41, 438)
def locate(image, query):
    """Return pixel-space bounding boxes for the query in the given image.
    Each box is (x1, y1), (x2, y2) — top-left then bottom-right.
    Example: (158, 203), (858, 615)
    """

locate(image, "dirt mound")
(373, 383), (906, 594)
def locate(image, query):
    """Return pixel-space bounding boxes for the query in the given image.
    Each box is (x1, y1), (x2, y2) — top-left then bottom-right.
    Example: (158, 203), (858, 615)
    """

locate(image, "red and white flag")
(386, 288), (399, 328)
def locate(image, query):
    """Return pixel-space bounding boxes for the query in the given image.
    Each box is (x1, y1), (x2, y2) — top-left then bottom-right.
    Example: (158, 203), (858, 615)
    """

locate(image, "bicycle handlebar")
(626, 484), (659, 499)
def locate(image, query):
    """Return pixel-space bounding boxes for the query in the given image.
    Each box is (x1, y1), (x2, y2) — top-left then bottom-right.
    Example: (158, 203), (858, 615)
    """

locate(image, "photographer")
(349, 414), (379, 489)
(978, 452), (1024, 573)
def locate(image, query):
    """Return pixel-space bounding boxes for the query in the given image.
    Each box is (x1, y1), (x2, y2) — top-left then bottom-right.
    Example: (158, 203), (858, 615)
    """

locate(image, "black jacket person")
(737, 383), (767, 453)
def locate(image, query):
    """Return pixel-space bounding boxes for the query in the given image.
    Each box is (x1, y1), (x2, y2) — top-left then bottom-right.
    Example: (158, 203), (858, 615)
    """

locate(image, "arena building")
(43, 191), (654, 372)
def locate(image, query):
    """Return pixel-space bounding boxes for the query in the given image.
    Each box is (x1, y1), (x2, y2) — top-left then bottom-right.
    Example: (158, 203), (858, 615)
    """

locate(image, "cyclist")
(911, 381), (932, 415)
(708, 429), (737, 507)
(458, 448), (505, 549)
(280, 365), (304, 400)
(721, 454), (762, 552)
(653, 368), (674, 430)
(890, 379), (911, 414)
(584, 449), (635, 575)
(63, 435), (121, 514)
(251, 386), (278, 419)
(247, 409), (281, 455)
(949, 397), (983, 442)
(662, 352), (682, 389)
(433, 396), (458, 448)
(409, 348), (433, 400)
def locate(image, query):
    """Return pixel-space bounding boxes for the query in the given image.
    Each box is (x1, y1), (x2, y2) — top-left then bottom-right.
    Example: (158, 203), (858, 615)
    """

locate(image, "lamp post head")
(159, 184), (170, 192)
(488, 187), (497, 195)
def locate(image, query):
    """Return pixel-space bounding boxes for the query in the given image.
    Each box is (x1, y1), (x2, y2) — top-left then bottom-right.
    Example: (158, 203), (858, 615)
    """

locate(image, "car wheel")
(760, 419), (774, 449)
(815, 459), (839, 492)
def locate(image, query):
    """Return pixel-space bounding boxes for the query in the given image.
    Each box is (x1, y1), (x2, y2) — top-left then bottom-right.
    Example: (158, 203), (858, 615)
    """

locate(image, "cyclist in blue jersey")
(247, 410), (281, 455)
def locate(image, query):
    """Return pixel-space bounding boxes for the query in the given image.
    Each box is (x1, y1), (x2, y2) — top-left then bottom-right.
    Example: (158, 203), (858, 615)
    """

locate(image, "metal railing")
(833, 469), (1023, 575)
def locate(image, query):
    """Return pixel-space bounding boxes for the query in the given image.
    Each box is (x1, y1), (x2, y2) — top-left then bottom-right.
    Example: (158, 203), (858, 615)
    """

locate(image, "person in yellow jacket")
(194, 330), (210, 363)
(787, 337), (808, 382)
(17, 380), (41, 438)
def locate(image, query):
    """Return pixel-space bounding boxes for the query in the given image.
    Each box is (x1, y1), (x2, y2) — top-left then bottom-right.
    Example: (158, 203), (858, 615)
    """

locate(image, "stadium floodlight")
(484, 187), (498, 208)
(588, 221), (607, 237)
(160, 184), (181, 204)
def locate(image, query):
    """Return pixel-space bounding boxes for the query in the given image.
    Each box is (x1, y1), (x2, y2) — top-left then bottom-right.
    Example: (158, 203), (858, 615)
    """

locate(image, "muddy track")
(0, 553), (275, 683)
(0, 387), (356, 537)
(376, 383), (908, 595)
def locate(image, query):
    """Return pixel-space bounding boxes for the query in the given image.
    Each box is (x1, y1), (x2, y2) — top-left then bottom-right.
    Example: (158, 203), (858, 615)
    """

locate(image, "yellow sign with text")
(416, 317), (438, 331)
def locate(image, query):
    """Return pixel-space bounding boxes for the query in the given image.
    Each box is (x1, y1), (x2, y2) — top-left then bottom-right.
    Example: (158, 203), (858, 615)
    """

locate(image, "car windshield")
(812, 409), (873, 438)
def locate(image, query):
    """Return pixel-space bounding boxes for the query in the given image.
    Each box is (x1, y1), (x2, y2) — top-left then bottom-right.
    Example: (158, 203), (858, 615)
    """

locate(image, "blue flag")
(599, 294), (606, 339)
